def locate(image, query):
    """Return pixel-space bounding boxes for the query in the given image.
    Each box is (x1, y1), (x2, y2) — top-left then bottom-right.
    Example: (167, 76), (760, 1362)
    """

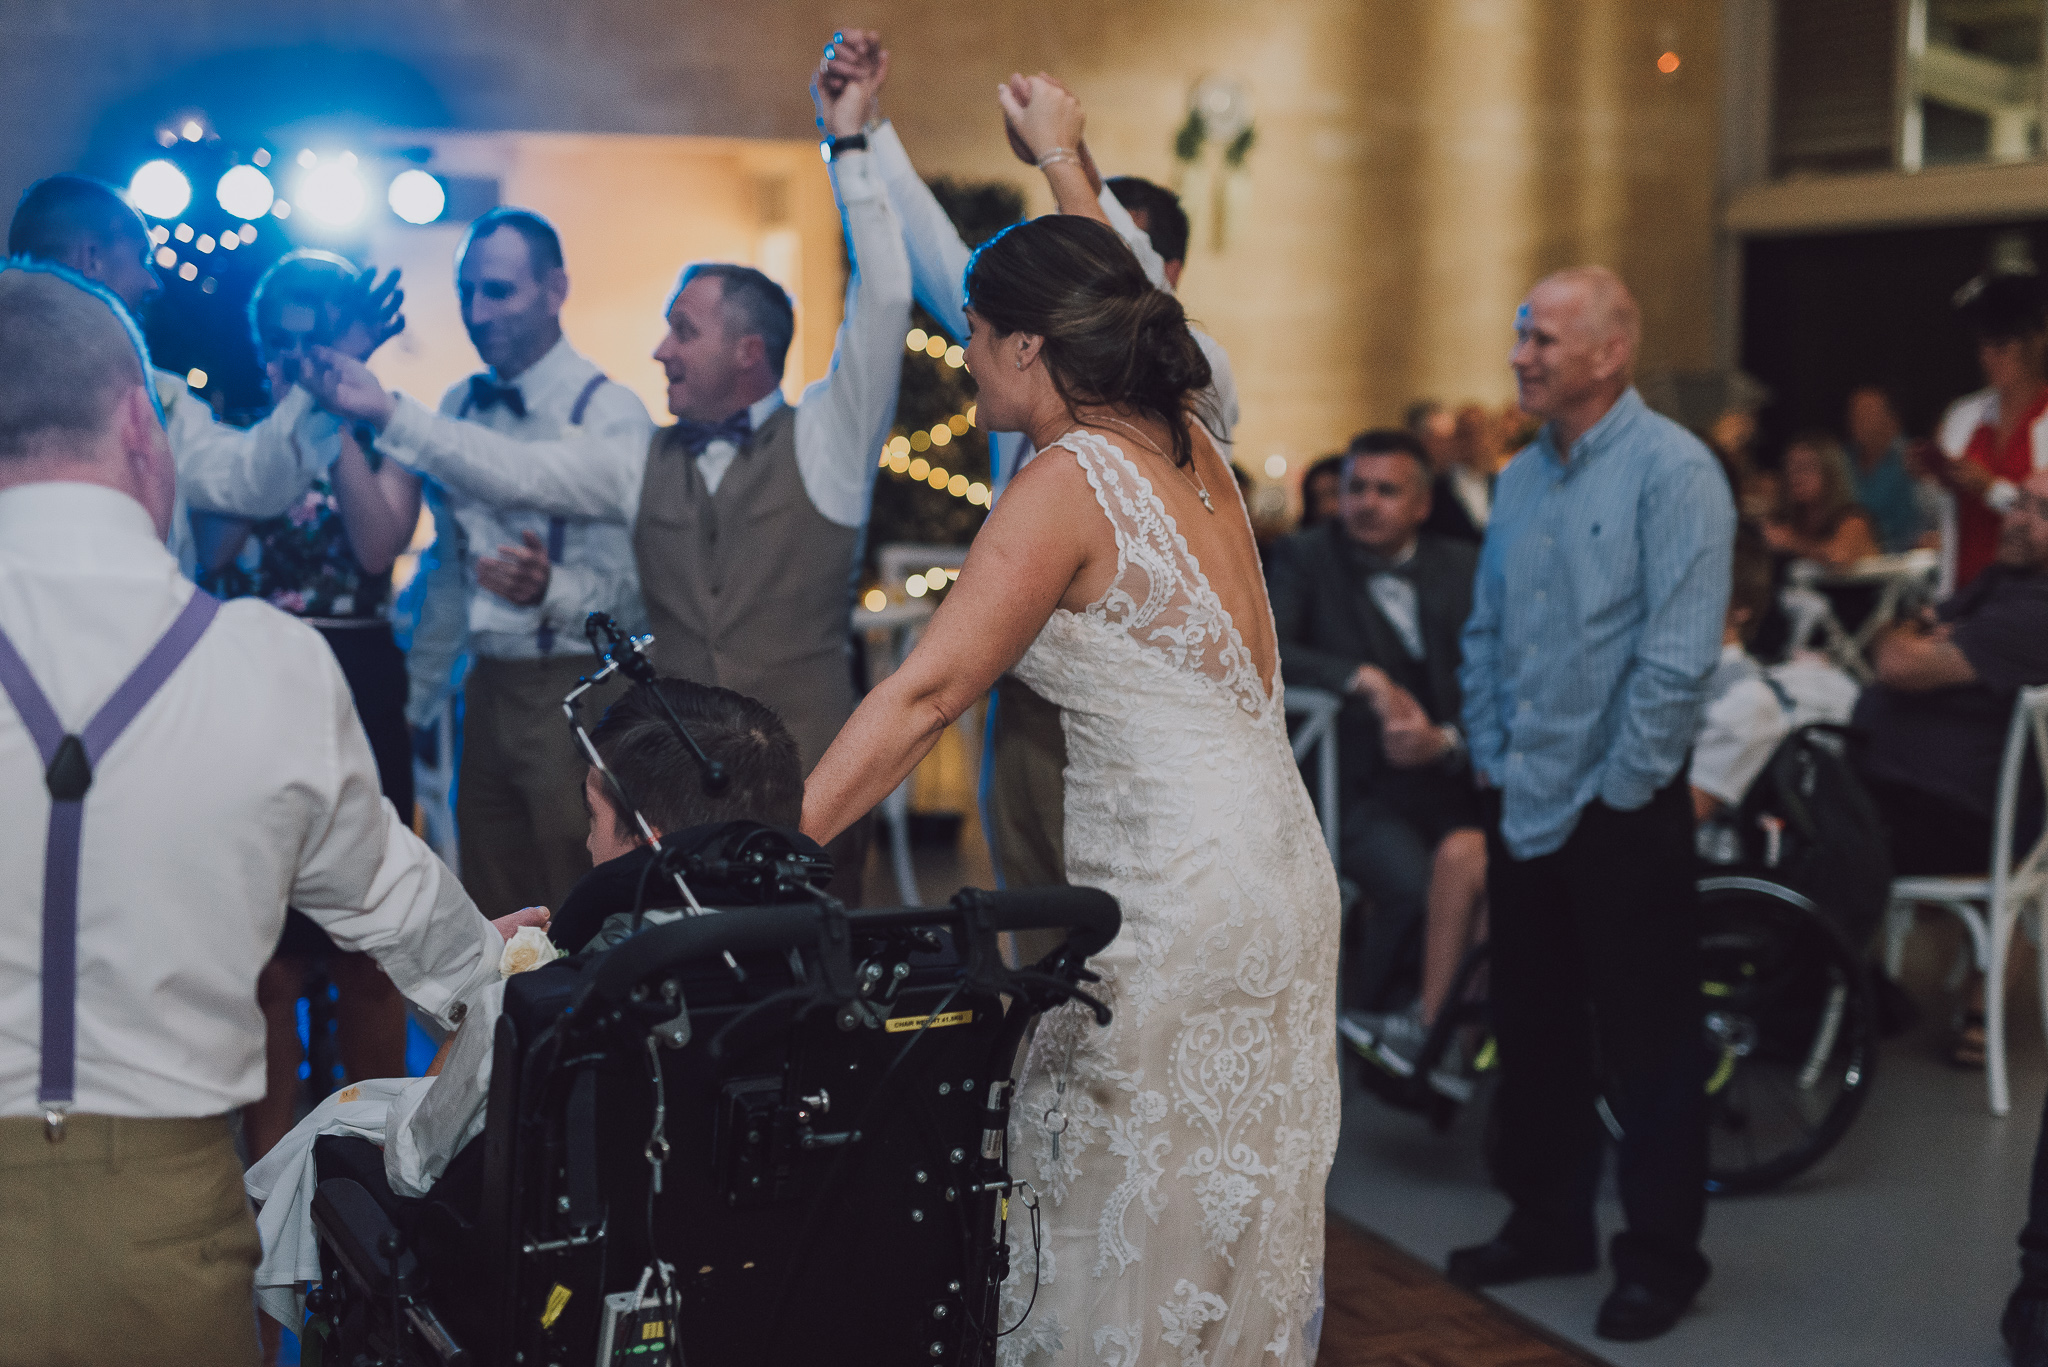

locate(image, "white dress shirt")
(396, 337), (655, 724)
(157, 373), (341, 578)
(866, 121), (1240, 496)
(0, 482), (501, 1119)
(373, 151), (910, 537)
(1364, 542), (1425, 660)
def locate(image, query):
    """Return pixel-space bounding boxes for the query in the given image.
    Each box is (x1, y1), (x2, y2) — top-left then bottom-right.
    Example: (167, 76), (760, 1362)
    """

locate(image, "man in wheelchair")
(245, 678), (814, 1331)
(258, 663), (1119, 1366)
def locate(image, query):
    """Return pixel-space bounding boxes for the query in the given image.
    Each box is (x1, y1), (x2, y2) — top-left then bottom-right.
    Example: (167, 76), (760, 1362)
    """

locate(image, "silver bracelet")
(1035, 146), (1078, 169)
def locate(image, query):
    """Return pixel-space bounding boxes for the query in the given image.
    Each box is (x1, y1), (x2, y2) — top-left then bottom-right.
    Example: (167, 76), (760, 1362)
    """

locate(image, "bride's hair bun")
(965, 216), (1215, 468)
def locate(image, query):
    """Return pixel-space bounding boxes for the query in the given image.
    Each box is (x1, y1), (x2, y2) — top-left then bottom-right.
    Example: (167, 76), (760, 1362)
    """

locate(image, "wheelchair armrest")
(313, 1177), (421, 1301)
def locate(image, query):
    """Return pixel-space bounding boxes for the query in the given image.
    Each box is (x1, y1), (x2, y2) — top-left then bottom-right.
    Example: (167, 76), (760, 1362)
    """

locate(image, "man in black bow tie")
(304, 63), (910, 903)
(1267, 429), (1484, 1068)
(304, 206), (654, 918)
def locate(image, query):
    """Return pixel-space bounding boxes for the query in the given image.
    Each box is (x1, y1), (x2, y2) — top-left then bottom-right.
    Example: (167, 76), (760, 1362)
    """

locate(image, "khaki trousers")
(989, 676), (1069, 890)
(459, 654), (622, 919)
(0, 1113), (259, 1366)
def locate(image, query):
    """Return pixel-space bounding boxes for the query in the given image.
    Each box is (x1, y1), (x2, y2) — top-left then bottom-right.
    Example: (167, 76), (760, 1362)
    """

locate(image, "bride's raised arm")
(998, 75), (1112, 228)
(799, 450), (1098, 846)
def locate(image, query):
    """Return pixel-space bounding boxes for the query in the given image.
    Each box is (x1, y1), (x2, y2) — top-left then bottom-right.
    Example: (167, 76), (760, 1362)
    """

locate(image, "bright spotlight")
(297, 158), (367, 227)
(387, 169), (446, 225)
(215, 165), (275, 220)
(127, 160), (191, 219)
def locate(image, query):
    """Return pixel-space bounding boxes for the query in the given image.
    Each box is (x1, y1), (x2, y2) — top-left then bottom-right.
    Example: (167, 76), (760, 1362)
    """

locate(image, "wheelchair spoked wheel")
(1696, 876), (1876, 1195)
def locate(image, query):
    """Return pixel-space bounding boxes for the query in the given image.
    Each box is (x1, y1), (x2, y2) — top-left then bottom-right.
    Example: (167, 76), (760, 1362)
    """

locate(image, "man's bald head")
(8, 175), (162, 316)
(0, 262), (173, 534)
(1512, 265), (1641, 437)
(0, 262), (155, 459)
(1532, 266), (1641, 359)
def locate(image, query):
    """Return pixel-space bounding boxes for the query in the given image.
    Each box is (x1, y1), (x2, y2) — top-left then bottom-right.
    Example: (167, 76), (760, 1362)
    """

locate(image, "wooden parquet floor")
(1316, 1216), (1609, 1367)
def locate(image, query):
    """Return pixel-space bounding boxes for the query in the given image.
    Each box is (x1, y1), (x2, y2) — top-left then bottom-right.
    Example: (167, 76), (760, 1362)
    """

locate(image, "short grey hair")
(0, 258), (157, 459)
(674, 263), (795, 378)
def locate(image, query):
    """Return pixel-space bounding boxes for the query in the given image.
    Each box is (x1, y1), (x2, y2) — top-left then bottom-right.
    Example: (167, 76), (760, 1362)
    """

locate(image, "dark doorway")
(1741, 219), (2048, 461)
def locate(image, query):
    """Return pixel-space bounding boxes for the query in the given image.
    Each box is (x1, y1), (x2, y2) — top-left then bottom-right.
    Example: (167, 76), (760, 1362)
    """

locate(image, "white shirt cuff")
(381, 393), (440, 460)
(829, 148), (882, 204)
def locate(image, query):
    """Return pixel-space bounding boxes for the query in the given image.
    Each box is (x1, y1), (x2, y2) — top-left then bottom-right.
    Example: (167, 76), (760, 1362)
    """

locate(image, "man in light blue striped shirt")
(1450, 267), (1734, 1342)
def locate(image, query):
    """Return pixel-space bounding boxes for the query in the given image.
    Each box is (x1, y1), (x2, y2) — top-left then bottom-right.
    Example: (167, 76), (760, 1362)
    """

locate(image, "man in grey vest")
(302, 63), (910, 902)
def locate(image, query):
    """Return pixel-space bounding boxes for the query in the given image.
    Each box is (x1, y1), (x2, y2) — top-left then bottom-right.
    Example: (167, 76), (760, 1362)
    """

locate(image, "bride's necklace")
(1090, 415), (1215, 514)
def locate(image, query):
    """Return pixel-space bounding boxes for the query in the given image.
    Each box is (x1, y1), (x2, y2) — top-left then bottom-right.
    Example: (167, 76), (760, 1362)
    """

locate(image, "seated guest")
(1846, 385), (1935, 554)
(245, 677), (807, 1329)
(1298, 452), (1346, 530)
(1765, 432), (1881, 570)
(200, 251), (430, 1161)
(1854, 467), (2048, 1064)
(1693, 524), (1796, 832)
(1404, 399), (1483, 545)
(0, 261), (503, 1363)
(1266, 430), (1482, 1062)
(1443, 402), (1498, 530)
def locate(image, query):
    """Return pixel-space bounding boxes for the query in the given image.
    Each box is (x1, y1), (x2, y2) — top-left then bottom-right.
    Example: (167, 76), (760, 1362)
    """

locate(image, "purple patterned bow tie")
(674, 409), (752, 457)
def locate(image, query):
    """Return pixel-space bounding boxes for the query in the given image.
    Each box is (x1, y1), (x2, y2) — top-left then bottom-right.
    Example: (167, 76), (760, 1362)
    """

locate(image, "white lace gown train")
(997, 433), (1342, 1367)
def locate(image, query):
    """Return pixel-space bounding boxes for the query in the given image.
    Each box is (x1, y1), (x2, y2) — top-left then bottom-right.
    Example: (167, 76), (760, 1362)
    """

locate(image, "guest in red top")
(1936, 272), (2048, 589)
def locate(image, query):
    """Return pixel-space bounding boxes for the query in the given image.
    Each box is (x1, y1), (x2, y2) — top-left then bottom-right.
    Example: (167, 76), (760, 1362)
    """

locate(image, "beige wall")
(4, 0), (1723, 485)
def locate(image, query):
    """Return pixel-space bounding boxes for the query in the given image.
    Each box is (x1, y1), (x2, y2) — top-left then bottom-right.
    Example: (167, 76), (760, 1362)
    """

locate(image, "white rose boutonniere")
(501, 925), (563, 977)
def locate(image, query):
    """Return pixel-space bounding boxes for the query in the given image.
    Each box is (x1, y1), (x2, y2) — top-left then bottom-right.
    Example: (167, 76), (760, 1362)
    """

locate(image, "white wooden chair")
(1282, 686), (1343, 866)
(1882, 683), (2048, 1115)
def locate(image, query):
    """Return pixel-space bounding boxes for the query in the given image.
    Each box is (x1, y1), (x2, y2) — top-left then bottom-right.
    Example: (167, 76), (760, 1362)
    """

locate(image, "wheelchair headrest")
(551, 821), (832, 953)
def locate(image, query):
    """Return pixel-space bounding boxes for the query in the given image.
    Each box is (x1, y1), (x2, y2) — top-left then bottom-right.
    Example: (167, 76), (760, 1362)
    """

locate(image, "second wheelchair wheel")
(1697, 876), (1877, 1195)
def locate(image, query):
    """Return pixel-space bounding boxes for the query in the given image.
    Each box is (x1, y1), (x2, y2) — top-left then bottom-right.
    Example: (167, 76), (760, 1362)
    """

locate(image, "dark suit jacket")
(1267, 525), (1479, 800)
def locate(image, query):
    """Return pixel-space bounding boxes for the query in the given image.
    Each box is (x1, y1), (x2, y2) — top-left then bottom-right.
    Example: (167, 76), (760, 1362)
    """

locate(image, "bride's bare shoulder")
(999, 432), (1108, 503)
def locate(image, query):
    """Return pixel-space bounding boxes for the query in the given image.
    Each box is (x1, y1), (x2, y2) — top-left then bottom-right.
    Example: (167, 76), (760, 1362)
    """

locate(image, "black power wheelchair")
(1351, 723), (1889, 1196)
(304, 851), (1117, 1366)
(301, 618), (1122, 1366)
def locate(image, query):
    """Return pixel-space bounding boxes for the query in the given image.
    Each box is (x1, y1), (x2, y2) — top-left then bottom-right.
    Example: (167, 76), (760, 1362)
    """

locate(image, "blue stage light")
(128, 160), (191, 219)
(215, 164), (275, 220)
(387, 169), (446, 225)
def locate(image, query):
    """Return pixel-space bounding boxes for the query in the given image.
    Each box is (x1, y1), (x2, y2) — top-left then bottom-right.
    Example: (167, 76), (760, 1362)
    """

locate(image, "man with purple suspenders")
(401, 208), (655, 919)
(0, 263), (505, 1360)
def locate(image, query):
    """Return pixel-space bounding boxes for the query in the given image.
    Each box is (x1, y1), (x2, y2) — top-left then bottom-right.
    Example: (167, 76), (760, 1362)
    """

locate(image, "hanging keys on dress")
(1044, 1076), (1069, 1165)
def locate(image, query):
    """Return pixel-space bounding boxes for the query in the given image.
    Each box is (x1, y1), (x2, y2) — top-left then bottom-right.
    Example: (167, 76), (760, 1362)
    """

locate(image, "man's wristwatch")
(820, 133), (868, 163)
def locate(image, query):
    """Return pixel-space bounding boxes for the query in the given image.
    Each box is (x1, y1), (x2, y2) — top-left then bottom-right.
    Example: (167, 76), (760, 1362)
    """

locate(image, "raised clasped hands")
(813, 28), (888, 138)
(997, 73), (1086, 167)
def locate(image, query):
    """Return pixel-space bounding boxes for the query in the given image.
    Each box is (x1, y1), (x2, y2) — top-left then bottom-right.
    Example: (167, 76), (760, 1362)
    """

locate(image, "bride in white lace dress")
(801, 78), (1339, 1367)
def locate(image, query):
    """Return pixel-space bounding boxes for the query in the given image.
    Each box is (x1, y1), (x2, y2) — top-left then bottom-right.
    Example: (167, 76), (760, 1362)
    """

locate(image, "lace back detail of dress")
(1056, 430), (1270, 716)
